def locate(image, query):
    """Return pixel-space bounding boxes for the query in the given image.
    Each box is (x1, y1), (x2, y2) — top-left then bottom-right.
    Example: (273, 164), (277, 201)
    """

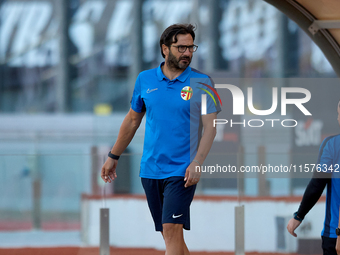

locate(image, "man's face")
(164, 33), (194, 70)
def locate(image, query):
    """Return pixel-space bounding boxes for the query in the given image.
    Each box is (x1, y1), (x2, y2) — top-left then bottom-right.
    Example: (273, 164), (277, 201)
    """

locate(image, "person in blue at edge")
(101, 24), (221, 255)
(287, 100), (340, 255)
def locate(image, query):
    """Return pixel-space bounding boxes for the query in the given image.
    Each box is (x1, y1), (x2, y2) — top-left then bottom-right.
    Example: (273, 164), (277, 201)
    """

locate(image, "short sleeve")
(204, 77), (221, 115)
(130, 75), (146, 112)
(314, 137), (334, 178)
(319, 141), (333, 167)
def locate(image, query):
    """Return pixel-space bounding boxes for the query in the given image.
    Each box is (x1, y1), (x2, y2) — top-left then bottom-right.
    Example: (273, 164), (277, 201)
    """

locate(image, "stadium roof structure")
(264, 0), (340, 77)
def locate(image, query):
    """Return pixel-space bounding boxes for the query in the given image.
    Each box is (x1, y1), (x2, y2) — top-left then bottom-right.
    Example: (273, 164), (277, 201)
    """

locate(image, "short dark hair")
(159, 24), (196, 58)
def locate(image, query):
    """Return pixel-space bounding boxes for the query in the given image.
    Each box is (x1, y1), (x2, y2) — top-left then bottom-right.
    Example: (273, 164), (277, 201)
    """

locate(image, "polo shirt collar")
(157, 62), (191, 82)
(156, 62), (167, 81)
(177, 65), (191, 82)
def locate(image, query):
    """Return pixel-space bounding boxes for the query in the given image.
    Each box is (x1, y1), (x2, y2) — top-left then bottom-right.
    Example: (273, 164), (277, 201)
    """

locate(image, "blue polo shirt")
(319, 134), (340, 238)
(131, 62), (221, 179)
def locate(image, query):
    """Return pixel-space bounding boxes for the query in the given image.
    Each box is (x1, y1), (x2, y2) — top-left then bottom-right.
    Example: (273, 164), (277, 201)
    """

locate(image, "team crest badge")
(181, 86), (193, 101)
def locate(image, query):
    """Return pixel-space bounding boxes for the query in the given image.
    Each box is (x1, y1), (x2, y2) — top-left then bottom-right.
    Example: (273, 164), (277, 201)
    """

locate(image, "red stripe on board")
(0, 221), (80, 231)
(0, 247), (300, 255)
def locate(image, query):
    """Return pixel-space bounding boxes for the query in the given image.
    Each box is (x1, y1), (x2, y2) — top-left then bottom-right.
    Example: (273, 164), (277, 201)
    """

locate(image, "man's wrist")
(192, 159), (202, 167)
(108, 151), (120, 160)
(336, 227), (340, 236)
(293, 211), (303, 222)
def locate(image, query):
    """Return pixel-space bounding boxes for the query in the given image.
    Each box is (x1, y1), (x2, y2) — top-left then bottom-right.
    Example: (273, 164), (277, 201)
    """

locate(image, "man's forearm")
(194, 126), (216, 164)
(111, 111), (144, 155)
(338, 204), (340, 228)
(296, 177), (328, 219)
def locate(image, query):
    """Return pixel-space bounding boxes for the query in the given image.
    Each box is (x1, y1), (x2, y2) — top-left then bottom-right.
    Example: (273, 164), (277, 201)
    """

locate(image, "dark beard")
(166, 49), (191, 70)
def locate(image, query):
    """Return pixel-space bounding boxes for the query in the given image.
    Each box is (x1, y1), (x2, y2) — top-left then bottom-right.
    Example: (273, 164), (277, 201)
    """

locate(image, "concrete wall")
(81, 195), (326, 253)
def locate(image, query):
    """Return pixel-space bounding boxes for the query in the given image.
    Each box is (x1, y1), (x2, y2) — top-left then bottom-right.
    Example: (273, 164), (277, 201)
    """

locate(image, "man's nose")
(182, 48), (192, 56)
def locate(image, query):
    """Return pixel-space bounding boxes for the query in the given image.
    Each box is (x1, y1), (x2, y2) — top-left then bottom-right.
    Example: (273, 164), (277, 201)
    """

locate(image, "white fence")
(81, 195), (325, 253)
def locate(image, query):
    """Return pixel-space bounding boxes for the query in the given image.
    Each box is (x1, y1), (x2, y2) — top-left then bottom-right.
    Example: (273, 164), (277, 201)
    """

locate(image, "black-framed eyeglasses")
(171, 44), (198, 53)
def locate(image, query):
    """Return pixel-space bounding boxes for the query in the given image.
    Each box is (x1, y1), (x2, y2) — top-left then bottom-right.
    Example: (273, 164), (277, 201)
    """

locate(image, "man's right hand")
(101, 158), (118, 183)
(336, 236), (340, 255)
(287, 218), (301, 237)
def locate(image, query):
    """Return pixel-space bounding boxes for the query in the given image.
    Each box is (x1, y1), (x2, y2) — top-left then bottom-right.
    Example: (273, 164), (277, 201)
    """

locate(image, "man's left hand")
(184, 161), (201, 188)
(336, 236), (340, 255)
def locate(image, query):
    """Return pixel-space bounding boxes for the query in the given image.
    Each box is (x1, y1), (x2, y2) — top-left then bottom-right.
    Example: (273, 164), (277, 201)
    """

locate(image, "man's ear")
(162, 44), (169, 58)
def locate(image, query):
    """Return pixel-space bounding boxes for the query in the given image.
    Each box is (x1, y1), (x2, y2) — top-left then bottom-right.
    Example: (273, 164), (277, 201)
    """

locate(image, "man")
(287, 101), (340, 255)
(101, 24), (220, 255)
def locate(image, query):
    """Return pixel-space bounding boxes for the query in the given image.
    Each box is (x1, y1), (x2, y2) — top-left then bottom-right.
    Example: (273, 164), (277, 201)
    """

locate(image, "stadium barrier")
(81, 194), (325, 253)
